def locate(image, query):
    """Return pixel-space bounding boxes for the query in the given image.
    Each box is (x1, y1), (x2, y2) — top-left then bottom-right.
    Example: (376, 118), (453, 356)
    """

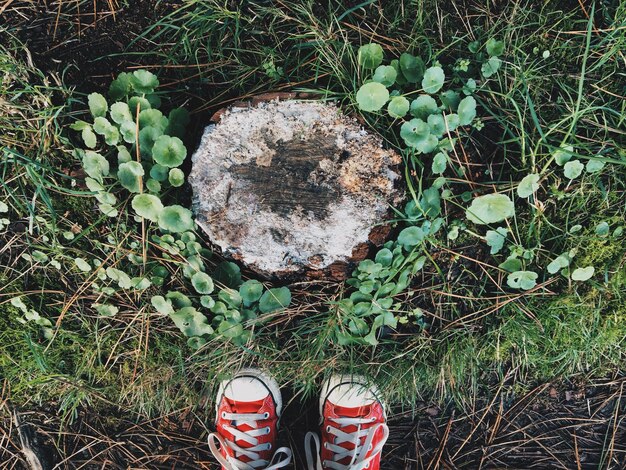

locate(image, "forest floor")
(1, 0), (625, 468)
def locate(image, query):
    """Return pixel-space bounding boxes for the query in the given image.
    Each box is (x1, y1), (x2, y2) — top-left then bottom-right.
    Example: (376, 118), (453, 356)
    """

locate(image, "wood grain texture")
(190, 100), (403, 280)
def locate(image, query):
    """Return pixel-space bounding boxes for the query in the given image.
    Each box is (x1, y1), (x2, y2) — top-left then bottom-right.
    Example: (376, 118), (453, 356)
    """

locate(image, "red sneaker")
(208, 368), (292, 470)
(305, 375), (389, 470)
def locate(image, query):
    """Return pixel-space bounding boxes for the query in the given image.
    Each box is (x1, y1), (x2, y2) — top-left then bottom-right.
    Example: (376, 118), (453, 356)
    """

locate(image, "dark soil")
(2, 0), (179, 93)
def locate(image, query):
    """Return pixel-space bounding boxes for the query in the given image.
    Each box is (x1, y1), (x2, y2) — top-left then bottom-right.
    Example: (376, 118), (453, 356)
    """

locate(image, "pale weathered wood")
(189, 100), (403, 280)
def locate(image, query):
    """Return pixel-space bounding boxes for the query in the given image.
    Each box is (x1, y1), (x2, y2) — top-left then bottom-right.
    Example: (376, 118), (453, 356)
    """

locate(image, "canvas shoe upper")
(208, 368), (292, 470)
(305, 375), (389, 470)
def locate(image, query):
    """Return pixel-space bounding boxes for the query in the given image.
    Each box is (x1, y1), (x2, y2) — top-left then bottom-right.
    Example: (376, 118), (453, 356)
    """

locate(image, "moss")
(53, 193), (98, 227)
(577, 237), (625, 270)
(0, 302), (21, 326)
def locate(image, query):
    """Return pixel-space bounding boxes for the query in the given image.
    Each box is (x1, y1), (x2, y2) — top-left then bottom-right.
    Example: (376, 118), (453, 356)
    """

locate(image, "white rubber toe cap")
(215, 368), (283, 417)
(320, 375), (385, 415)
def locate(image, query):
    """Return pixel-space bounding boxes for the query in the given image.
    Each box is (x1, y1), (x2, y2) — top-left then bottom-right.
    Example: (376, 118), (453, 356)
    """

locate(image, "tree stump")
(189, 100), (403, 280)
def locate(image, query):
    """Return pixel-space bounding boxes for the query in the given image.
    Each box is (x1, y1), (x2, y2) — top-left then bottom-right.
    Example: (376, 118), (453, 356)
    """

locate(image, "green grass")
(1, 0), (625, 431)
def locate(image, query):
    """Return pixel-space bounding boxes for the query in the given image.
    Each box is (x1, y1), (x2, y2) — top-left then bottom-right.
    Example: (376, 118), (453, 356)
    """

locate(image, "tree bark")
(190, 99), (403, 280)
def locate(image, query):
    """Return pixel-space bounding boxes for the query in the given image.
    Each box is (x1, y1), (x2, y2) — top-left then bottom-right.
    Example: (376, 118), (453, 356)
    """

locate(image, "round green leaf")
(416, 134), (439, 154)
(564, 160), (584, 179)
(372, 65), (397, 87)
(466, 193), (515, 225)
(117, 145), (132, 164)
(98, 203), (118, 217)
(165, 108), (191, 139)
(358, 43), (383, 69)
(132, 277), (151, 290)
(481, 56), (502, 78)
(82, 127), (97, 148)
(517, 173), (540, 198)
(486, 38), (504, 56)
(410, 95), (438, 120)
(421, 66), (445, 94)
(191, 271), (214, 294)
(200, 295), (215, 309)
(399, 53), (424, 83)
(151, 295), (174, 315)
(400, 118), (438, 153)
(457, 96), (477, 126)
(152, 135), (187, 168)
(88, 92), (108, 118)
(586, 159), (605, 173)
(259, 287), (291, 313)
(571, 266), (594, 281)
(129, 69), (159, 94)
(110, 102), (133, 125)
(356, 82), (389, 112)
(146, 179), (161, 193)
(166, 291), (192, 308)
(400, 118), (428, 145)
(70, 119), (89, 131)
(132, 194), (163, 221)
(168, 168), (185, 187)
(93, 303), (118, 317)
(217, 319), (244, 339)
(440, 90), (461, 111)
(74, 258), (92, 272)
(219, 289), (243, 310)
(444, 113), (460, 132)
(239, 280), (264, 307)
(499, 256), (522, 272)
(419, 187), (441, 218)
(139, 109), (167, 131)
(128, 96), (151, 113)
(82, 151), (109, 180)
(398, 226), (425, 247)
(485, 227), (508, 254)
(158, 205), (194, 233)
(117, 161), (144, 193)
(547, 254), (570, 274)
(139, 126), (163, 157)
(432, 152), (448, 174)
(106, 267), (132, 289)
(507, 271), (538, 290)
(93, 117), (119, 145)
(214, 261), (242, 288)
(553, 145), (573, 166)
(595, 221), (610, 237)
(108, 72), (132, 101)
(389, 59), (407, 86)
(387, 96), (409, 118)
(102, 120), (118, 142)
(150, 164), (170, 181)
(146, 94), (162, 108)
(463, 78), (477, 96)
(375, 248), (393, 266)
(170, 306), (213, 337)
(120, 121), (137, 144)
(93, 116), (111, 135)
(427, 114), (446, 137)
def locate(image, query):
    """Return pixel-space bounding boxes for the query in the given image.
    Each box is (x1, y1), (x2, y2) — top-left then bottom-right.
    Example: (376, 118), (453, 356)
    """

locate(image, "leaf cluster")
(71, 71), (292, 349)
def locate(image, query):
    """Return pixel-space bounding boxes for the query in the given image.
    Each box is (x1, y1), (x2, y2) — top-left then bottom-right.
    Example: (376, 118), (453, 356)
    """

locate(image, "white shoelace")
(305, 417), (389, 470)
(208, 411), (292, 470)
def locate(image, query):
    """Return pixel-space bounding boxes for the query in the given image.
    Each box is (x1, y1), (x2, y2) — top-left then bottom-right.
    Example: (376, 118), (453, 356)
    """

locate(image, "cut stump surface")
(190, 100), (403, 280)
